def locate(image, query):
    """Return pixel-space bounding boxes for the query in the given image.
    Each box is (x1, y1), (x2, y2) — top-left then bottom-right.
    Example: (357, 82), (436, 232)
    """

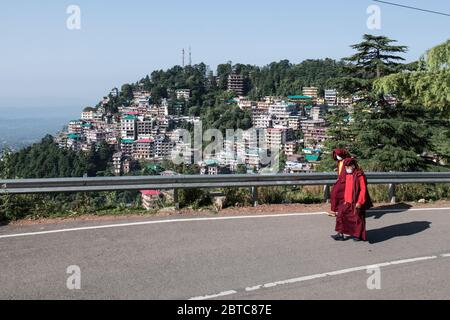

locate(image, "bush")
(222, 188), (252, 207)
(179, 189), (212, 209)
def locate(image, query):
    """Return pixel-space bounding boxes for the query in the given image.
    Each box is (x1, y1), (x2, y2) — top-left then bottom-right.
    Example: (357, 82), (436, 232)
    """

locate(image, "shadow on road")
(366, 203), (413, 220)
(367, 221), (431, 244)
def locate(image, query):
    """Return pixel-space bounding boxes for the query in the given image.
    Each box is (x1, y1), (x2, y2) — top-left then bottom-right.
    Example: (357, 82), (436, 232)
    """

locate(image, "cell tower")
(189, 46), (192, 66)
(182, 48), (185, 67)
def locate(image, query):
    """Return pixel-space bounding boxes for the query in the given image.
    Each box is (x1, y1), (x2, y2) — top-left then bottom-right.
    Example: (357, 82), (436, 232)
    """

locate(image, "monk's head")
(343, 158), (358, 174)
(332, 149), (351, 161)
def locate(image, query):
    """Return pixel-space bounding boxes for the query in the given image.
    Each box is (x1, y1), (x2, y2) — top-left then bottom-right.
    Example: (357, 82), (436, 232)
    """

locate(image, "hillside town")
(55, 74), (371, 177)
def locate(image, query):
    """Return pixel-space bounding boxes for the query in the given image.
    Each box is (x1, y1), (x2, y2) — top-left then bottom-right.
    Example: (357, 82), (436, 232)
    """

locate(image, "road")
(0, 206), (449, 300)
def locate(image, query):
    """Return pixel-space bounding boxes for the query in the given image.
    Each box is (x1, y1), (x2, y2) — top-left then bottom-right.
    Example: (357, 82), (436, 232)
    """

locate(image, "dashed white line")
(190, 290), (237, 300)
(192, 255), (444, 300)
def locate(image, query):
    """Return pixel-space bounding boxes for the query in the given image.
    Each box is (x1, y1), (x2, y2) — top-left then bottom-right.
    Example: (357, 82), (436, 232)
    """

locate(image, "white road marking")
(0, 212), (325, 239)
(191, 255), (443, 300)
(0, 206), (448, 240)
(441, 253), (450, 258)
(190, 290), (237, 300)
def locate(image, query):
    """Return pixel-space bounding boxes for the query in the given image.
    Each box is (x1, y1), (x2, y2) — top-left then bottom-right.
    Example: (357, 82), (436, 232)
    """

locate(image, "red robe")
(330, 160), (346, 212)
(335, 169), (373, 240)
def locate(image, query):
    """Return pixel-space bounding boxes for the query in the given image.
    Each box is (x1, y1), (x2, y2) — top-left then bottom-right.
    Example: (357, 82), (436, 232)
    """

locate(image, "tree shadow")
(367, 221), (431, 244)
(366, 203), (413, 219)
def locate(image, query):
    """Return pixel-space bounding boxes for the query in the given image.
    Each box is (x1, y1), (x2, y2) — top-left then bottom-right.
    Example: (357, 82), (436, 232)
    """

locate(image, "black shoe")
(350, 236), (362, 242)
(331, 233), (345, 241)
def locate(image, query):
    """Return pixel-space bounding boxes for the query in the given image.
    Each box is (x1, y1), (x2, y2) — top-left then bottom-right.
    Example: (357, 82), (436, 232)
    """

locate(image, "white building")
(265, 128), (287, 151)
(268, 101), (296, 119)
(176, 89), (191, 101)
(81, 108), (95, 121)
(253, 115), (273, 129)
(121, 115), (137, 139)
(302, 87), (318, 100)
(324, 89), (337, 106)
(68, 120), (83, 134)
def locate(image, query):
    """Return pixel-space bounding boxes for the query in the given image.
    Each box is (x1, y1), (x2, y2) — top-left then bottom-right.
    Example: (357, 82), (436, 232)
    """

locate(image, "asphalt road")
(0, 206), (449, 300)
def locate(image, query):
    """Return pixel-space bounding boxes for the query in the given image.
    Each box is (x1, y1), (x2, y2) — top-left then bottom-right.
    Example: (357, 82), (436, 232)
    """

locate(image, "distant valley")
(0, 118), (68, 152)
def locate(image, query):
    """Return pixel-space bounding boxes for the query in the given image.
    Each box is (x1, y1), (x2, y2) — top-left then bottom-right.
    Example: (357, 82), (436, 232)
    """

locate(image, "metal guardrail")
(1, 172), (450, 206)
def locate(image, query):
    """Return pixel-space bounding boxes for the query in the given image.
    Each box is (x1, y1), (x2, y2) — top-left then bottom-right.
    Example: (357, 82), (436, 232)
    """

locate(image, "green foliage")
(202, 104), (252, 133)
(322, 35), (448, 173)
(374, 40), (450, 114)
(367, 184), (450, 203)
(5, 135), (114, 179)
(344, 34), (408, 79)
(426, 40), (450, 72)
(221, 188), (252, 207)
(258, 186), (323, 205)
(178, 189), (212, 209)
(0, 191), (143, 222)
(349, 105), (432, 172)
(120, 84), (134, 101)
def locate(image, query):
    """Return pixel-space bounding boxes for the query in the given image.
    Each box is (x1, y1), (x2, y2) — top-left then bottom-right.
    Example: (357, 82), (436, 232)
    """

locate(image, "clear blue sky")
(0, 0), (448, 118)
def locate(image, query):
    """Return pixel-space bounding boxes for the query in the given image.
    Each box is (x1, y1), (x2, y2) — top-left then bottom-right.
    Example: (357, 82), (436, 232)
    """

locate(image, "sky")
(0, 0), (449, 119)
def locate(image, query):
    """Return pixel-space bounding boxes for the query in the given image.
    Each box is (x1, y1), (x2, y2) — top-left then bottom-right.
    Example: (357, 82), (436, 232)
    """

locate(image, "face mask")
(346, 168), (353, 174)
(337, 156), (343, 161)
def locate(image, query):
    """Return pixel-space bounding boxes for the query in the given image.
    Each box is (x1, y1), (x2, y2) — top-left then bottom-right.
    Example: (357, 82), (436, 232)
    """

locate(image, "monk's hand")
(355, 203), (362, 210)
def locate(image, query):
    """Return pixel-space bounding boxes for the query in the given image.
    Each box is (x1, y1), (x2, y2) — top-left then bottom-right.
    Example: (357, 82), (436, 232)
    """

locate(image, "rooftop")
(140, 190), (161, 196)
(136, 139), (154, 143)
(288, 95), (313, 100)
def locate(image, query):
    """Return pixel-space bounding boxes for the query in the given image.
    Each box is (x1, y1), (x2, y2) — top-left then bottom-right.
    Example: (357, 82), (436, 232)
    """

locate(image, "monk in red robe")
(331, 158), (373, 242)
(329, 149), (351, 217)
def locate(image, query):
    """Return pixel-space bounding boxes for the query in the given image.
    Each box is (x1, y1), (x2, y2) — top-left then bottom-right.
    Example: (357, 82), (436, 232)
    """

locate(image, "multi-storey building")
(311, 105), (327, 121)
(302, 87), (319, 101)
(120, 139), (135, 155)
(283, 141), (298, 156)
(300, 119), (328, 147)
(268, 101), (296, 119)
(154, 135), (175, 159)
(113, 152), (124, 176)
(253, 115), (273, 129)
(337, 96), (353, 106)
(81, 108), (95, 121)
(121, 115), (137, 139)
(287, 115), (301, 131)
(132, 138), (155, 160)
(324, 89), (337, 106)
(227, 73), (245, 96)
(66, 133), (82, 151)
(68, 120), (83, 135)
(176, 89), (191, 101)
(265, 128), (287, 151)
(137, 118), (154, 137)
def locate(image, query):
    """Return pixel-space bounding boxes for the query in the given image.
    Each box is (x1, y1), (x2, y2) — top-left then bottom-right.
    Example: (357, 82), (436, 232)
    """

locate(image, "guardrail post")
(251, 186), (258, 207)
(323, 185), (331, 203)
(388, 184), (396, 204)
(173, 189), (180, 210)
